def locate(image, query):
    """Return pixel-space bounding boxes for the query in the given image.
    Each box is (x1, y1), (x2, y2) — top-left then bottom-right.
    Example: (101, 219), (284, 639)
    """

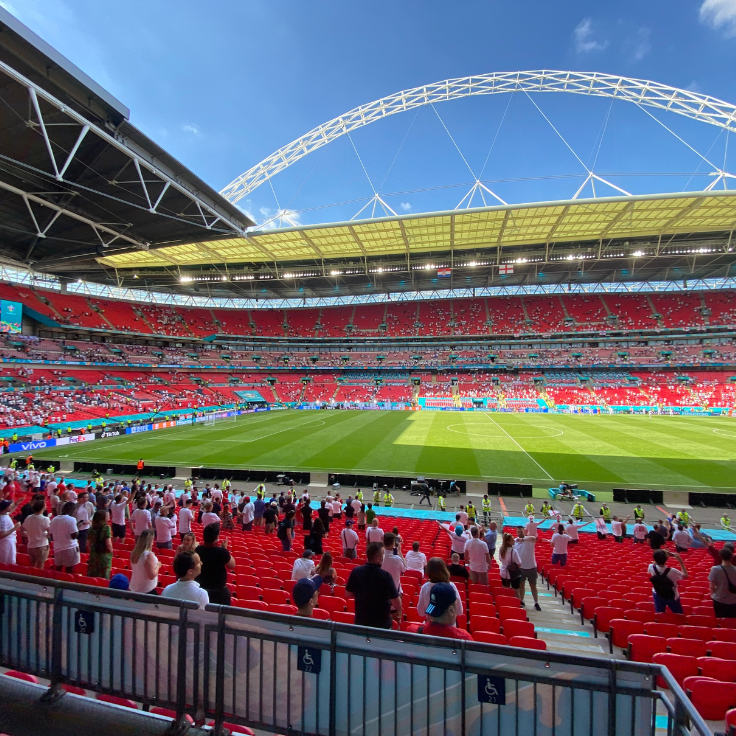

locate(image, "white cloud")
(400, 202), (411, 211)
(700, 0), (736, 36)
(255, 206), (302, 230)
(628, 27), (651, 61)
(574, 17), (609, 53)
(182, 123), (200, 135)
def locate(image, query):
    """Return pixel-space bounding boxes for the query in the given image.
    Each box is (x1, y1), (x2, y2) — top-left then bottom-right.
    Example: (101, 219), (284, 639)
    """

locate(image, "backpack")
(277, 519), (289, 540)
(650, 566), (676, 600)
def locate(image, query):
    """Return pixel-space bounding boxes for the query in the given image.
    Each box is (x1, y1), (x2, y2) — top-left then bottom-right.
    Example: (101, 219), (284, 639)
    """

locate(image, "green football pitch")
(26, 409), (736, 492)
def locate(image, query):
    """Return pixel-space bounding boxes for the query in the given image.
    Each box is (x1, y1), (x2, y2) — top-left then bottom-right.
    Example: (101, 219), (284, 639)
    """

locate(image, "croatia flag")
(498, 264), (514, 275)
(437, 268), (451, 277)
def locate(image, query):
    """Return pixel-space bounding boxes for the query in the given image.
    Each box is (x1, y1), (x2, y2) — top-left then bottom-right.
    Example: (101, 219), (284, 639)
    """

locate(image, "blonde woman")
(176, 532), (197, 555)
(129, 529), (161, 595)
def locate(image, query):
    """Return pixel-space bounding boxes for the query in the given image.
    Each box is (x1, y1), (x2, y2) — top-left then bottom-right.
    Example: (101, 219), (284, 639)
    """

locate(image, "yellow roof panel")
(97, 192), (736, 269)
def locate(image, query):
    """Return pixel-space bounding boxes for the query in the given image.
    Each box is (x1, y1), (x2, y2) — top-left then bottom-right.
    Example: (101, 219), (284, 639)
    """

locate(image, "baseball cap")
(109, 573), (130, 590)
(0, 500), (12, 512)
(424, 583), (457, 618)
(292, 575), (323, 608)
(345, 519), (354, 526)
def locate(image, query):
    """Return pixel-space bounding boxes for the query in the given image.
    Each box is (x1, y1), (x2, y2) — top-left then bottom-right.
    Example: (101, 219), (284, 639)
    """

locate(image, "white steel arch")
(220, 70), (736, 205)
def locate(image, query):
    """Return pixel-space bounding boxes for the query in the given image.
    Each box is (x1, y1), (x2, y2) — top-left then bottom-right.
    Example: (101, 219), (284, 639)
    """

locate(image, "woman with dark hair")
(416, 557), (464, 622)
(307, 517), (325, 555)
(499, 532), (522, 593)
(87, 509), (113, 579)
(314, 551), (337, 586)
(196, 523), (236, 605)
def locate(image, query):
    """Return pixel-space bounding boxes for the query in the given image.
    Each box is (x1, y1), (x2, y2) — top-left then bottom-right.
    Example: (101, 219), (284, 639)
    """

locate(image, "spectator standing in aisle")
(291, 549), (316, 581)
(546, 524), (572, 567)
(346, 542), (402, 629)
(196, 523), (236, 605)
(709, 547), (736, 618)
(240, 496), (255, 531)
(340, 520), (359, 559)
(162, 552), (209, 609)
(129, 529), (161, 595)
(515, 528), (541, 611)
(648, 549), (687, 614)
(463, 526), (492, 584)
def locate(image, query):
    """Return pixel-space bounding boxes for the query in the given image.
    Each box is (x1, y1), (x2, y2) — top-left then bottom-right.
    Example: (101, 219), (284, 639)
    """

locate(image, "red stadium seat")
(60, 683), (87, 696)
(269, 604), (298, 615)
(643, 623), (679, 639)
(628, 635), (667, 663)
(234, 599), (269, 611)
(311, 607), (330, 621)
(498, 608), (527, 623)
(470, 616), (501, 634)
(330, 612), (355, 624)
(261, 589), (289, 605)
(150, 707), (194, 724)
(3, 670), (39, 684)
(667, 638), (707, 658)
(509, 636), (546, 651)
(699, 657), (736, 683)
(96, 693), (138, 709)
(715, 629), (736, 644)
(470, 603), (497, 618)
(236, 585), (261, 600)
(609, 620), (645, 653)
(502, 619), (535, 639)
(678, 625), (713, 642)
(709, 641), (736, 661)
(593, 607), (624, 637)
(473, 631), (508, 646)
(318, 597), (347, 614)
(651, 653), (698, 688)
(684, 677), (736, 721)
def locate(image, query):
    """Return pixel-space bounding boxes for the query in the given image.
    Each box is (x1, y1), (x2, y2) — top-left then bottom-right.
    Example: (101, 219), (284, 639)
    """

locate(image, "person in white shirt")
(366, 519), (384, 544)
(633, 521), (648, 544)
(350, 497), (361, 513)
(49, 501), (80, 572)
(240, 496), (255, 531)
(524, 516), (542, 538)
(211, 487), (223, 503)
(340, 521), (360, 559)
(201, 502), (220, 529)
(163, 486), (177, 507)
(405, 541), (427, 573)
(110, 494), (129, 545)
(546, 524), (572, 567)
(514, 528), (541, 611)
(673, 525), (691, 552)
(22, 498), (50, 568)
(155, 508), (177, 549)
(611, 515), (630, 543)
(331, 498), (342, 520)
(463, 526), (492, 584)
(648, 549), (687, 614)
(565, 518), (591, 543)
(457, 506), (469, 528)
(291, 549), (316, 581)
(594, 516), (608, 540)
(381, 533), (406, 592)
(178, 499), (194, 539)
(441, 521), (471, 559)
(74, 492), (94, 553)
(131, 498), (152, 540)
(498, 533), (522, 593)
(162, 552), (209, 609)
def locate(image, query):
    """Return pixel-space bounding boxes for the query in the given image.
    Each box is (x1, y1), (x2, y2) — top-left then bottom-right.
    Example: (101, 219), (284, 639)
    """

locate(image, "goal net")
(204, 411), (237, 426)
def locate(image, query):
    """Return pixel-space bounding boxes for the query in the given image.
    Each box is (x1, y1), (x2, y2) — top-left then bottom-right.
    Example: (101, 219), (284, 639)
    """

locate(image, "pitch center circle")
(446, 424), (563, 439)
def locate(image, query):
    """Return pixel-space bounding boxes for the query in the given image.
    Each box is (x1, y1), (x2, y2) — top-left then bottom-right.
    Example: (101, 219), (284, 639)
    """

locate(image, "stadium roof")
(0, 8), (253, 275)
(97, 191), (736, 269)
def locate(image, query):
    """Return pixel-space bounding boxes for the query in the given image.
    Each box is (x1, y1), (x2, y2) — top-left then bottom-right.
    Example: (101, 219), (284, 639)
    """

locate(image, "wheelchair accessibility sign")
(477, 674), (506, 705)
(74, 610), (95, 635)
(297, 646), (322, 674)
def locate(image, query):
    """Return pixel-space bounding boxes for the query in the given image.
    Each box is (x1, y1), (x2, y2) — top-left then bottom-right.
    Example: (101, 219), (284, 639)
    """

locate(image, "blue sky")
(4, 0), (736, 227)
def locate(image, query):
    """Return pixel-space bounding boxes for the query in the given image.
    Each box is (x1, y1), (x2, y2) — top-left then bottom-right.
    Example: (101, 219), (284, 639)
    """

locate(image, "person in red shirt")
(409, 582), (473, 640)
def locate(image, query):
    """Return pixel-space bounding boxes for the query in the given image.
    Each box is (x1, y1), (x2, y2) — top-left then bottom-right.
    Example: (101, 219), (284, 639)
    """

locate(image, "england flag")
(499, 264), (514, 275)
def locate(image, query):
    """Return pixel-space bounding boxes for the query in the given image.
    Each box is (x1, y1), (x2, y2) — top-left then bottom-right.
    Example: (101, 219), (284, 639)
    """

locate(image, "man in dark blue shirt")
(345, 542), (402, 629)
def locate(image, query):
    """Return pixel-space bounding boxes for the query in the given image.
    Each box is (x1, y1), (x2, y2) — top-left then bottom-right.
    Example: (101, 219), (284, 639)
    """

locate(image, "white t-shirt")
(611, 520), (624, 536)
(23, 513), (50, 549)
(381, 552), (406, 590)
(131, 508), (151, 535)
(155, 515), (176, 543)
(514, 537), (537, 569)
(162, 580), (209, 609)
(291, 557), (315, 581)
(49, 514), (78, 551)
(648, 564), (685, 599)
(111, 501), (127, 526)
(351, 499), (361, 512)
(75, 502), (94, 531)
(464, 538), (490, 572)
(565, 523), (583, 541)
(331, 500), (342, 515)
(178, 507), (193, 533)
(241, 502), (254, 524)
(499, 547), (522, 579)
(340, 527), (359, 551)
(458, 511), (469, 526)
(550, 533), (571, 555)
(202, 512), (220, 528)
(211, 489), (223, 502)
(405, 550), (427, 572)
(633, 523), (648, 540)
(366, 527), (384, 544)
(673, 530), (691, 549)
(524, 520), (541, 538)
